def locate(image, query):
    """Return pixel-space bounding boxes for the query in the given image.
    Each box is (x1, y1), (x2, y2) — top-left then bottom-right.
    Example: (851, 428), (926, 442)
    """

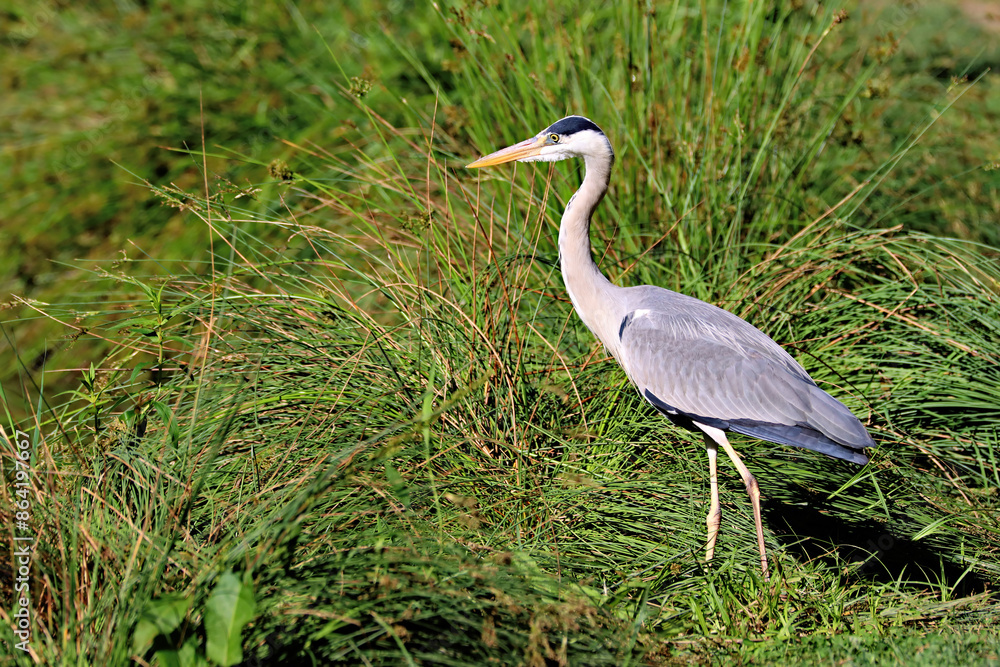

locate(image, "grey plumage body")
(593, 286), (870, 465)
(468, 115), (874, 577)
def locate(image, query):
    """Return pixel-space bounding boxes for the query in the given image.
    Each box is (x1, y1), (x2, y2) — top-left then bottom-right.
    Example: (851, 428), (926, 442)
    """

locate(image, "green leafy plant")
(131, 572), (256, 667)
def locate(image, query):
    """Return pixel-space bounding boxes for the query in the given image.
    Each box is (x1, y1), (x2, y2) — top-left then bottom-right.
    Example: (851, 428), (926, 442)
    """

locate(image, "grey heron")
(467, 116), (874, 578)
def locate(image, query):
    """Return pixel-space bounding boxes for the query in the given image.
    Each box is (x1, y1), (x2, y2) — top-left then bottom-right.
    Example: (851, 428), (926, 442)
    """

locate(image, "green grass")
(2, 1), (1000, 665)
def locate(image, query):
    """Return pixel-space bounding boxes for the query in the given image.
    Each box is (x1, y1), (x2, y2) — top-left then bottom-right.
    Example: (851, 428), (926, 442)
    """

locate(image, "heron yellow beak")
(466, 136), (546, 168)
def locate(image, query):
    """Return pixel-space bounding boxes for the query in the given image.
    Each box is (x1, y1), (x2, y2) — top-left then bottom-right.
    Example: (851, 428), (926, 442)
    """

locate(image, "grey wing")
(616, 307), (872, 464)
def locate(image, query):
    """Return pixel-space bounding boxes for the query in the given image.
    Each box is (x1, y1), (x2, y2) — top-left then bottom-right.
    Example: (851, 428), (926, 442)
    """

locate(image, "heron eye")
(549, 133), (560, 143)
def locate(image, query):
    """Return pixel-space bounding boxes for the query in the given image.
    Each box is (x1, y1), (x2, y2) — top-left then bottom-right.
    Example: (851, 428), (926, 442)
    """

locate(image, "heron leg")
(717, 436), (770, 580)
(700, 425), (770, 579)
(704, 435), (721, 562)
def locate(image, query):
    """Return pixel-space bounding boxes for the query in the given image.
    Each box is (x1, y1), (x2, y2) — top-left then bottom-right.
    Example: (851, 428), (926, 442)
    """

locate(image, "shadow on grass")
(765, 496), (992, 597)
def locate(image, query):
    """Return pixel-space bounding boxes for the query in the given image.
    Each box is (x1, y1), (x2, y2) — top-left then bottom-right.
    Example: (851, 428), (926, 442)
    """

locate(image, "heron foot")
(705, 436), (721, 562)
(706, 506), (721, 561)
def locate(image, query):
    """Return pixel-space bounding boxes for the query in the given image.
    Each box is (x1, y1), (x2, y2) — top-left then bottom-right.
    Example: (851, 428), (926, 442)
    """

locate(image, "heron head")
(466, 115), (613, 168)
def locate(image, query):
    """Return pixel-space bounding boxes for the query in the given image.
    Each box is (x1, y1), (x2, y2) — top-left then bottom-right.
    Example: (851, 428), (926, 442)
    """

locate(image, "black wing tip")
(642, 388), (873, 465)
(728, 420), (872, 465)
(830, 445), (871, 466)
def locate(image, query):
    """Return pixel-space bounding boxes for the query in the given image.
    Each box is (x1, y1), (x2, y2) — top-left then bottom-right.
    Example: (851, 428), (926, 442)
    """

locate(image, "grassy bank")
(2, 1), (1000, 664)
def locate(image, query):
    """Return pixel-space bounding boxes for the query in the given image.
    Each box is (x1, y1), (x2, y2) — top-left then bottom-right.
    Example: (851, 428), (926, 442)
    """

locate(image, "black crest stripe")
(546, 116), (603, 136)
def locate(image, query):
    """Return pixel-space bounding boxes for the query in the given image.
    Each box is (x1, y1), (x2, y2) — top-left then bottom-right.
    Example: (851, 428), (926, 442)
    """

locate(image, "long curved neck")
(559, 153), (621, 348)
